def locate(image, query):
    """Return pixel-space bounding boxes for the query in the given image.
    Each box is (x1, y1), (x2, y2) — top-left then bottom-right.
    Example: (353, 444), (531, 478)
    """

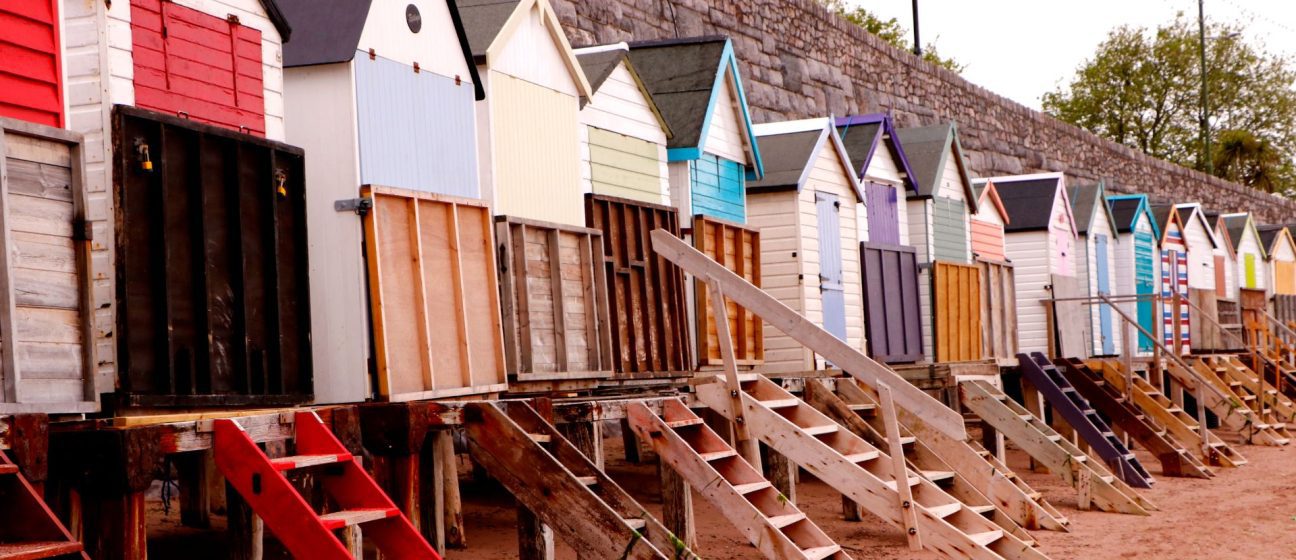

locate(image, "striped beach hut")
(747, 118), (863, 372)
(1069, 182), (1122, 357)
(1176, 203), (1225, 350)
(1151, 204), (1191, 354)
(1107, 194), (1161, 354)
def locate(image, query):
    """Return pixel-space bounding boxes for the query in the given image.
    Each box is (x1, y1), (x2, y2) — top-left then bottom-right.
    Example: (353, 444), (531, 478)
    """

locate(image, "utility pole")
(912, 0), (922, 56)
(1198, 0), (1212, 174)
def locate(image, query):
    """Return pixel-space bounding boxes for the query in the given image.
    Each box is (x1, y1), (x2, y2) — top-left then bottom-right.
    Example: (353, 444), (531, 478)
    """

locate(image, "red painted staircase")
(214, 411), (440, 559)
(0, 449), (85, 560)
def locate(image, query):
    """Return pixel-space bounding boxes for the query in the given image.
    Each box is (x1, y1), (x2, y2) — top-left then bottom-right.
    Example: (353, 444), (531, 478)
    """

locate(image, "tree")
(818, 0), (963, 72)
(1043, 16), (1296, 195)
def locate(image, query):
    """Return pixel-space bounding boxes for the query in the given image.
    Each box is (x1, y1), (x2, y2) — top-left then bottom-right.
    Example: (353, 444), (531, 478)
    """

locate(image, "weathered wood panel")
(977, 259), (1018, 361)
(363, 186), (507, 401)
(585, 194), (689, 377)
(496, 216), (613, 379)
(693, 215), (761, 366)
(933, 261), (982, 362)
(115, 107), (310, 407)
(1274, 295), (1296, 330)
(860, 242), (922, 363)
(1189, 288), (1223, 352)
(0, 118), (95, 412)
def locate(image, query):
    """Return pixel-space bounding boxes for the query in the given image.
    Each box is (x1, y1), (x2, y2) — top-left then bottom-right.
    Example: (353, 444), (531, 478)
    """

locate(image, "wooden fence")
(362, 186), (507, 401)
(114, 107), (311, 407)
(496, 216), (613, 381)
(860, 242), (923, 363)
(0, 118), (97, 413)
(977, 259), (1018, 362)
(933, 261), (982, 363)
(585, 194), (689, 378)
(693, 215), (762, 366)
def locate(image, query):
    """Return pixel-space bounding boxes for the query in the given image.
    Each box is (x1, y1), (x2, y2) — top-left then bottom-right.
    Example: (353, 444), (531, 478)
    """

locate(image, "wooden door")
(1095, 234), (1115, 355)
(1214, 255), (1228, 298)
(977, 259), (1017, 361)
(1244, 253), (1258, 289)
(1240, 288), (1267, 347)
(1134, 232), (1157, 353)
(861, 242), (922, 363)
(864, 182), (900, 245)
(816, 192), (847, 341)
(694, 215), (762, 366)
(933, 261), (982, 362)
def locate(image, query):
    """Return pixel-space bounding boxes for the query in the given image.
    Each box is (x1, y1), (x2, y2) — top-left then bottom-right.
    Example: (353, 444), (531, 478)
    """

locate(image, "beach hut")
(1174, 203), (1225, 350)
(970, 180), (1018, 362)
(747, 118), (863, 372)
(1069, 182), (1122, 357)
(989, 173), (1083, 358)
(835, 113), (923, 363)
(460, 0), (592, 225)
(1259, 225), (1296, 330)
(280, 0), (489, 402)
(626, 36), (763, 223)
(895, 122), (982, 362)
(1223, 213), (1269, 338)
(1, 0), (64, 126)
(61, 0), (321, 407)
(1107, 194), (1161, 354)
(1151, 204), (1191, 354)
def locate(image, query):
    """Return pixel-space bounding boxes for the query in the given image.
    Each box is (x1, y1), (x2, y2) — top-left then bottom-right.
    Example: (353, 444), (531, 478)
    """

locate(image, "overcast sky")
(854, 0), (1296, 109)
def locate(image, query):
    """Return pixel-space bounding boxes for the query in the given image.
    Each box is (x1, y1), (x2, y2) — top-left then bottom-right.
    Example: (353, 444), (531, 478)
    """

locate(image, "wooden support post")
(764, 444), (797, 506)
(177, 450), (212, 529)
(706, 279), (761, 470)
(517, 503), (554, 560)
(878, 383), (921, 551)
(659, 460), (696, 549)
(49, 426), (161, 560)
(207, 450), (227, 516)
(432, 430), (465, 549)
(559, 421), (604, 471)
(341, 526), (362, 559)
(1074, 466), (1092, 511)
(418, 435), (444, 553)
(1021, 378), (1048, 473)
(80, 491), (148, 560)
(227, 481), (264, 560)
(620, 418), (642, 464)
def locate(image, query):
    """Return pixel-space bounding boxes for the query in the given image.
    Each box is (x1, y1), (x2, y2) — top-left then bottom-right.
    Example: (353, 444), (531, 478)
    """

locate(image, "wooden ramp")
(463, 402), (695, 560)
(1018, 353), (1154, 488)
(0, 449), (86, 560)
(959, 380), (1154, 515)
(1055, 358), (1213, 479)
(696, 375), (1052, 560)
(1212, 356), (1296, 422)
(804, 378), (1068, 533)
(627, 399), (851, 560)
(1162, 360), (1288, 446)
(1087, 360), (1246, 468)
(1189, 359), (1293, 442)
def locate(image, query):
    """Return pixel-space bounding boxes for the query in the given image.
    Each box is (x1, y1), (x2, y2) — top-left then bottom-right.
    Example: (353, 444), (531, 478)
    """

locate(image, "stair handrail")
(1097, 294), (1233, 405)
(1165, 291), (1247, 349)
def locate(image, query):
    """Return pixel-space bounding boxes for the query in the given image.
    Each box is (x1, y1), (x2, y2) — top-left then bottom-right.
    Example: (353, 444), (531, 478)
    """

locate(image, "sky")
(854, 0), (1296, 109)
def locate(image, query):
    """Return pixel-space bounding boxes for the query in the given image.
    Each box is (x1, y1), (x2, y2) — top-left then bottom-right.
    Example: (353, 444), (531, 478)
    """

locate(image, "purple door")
(865, 182), (901, 245)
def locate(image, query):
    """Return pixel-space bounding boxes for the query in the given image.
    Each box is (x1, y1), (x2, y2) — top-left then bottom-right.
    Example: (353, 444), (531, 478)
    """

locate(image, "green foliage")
(1043, 15), (1296, 195)
(818, 0), (964, 72)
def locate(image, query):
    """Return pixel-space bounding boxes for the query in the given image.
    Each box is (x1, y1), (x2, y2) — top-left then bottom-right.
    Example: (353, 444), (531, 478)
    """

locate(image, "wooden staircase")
(627, 399), (851, 560)
(463, 402), (696, 560)
(0, 449), (86, 560)
(1055, 358), (1212, 479)
(1190, 359), (1293, 443)
(695, 375), (1052, 560)
(959, 379), (1154, 515)
(213, 411), (441, 560)
(804, 377), (1068, 534)
(1213, 356), (1296, 422)
(1018, 353), (1154, 488)
(1087, 360), (1246, 468)
(1162, 359), (1288, 446)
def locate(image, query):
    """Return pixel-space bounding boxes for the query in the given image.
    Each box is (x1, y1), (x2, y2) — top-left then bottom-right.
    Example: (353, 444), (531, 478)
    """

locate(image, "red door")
(0, 0), (64, 126)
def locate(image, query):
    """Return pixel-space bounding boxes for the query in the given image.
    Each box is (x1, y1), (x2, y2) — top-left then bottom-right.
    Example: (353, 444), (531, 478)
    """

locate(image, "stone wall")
(551, 0), (1296, 223)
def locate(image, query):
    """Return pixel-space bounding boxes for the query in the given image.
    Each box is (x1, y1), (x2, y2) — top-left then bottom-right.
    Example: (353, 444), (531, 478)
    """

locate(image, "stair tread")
(1046, 434), (1063, 442)
(921, 470), (956, 482)
(968, 504), (997, 514)
(967, 529), (1004, 547)
(761, 398), (801, 409)
(699, 449), (738, 462)
(623, 518), (647, 530)
(665, 417), (705, 429)
(801, 545), (843, 560)
(767, 512), (807, 529)
(926, 502), (963, 518)
(0, 541), (84, 559)
(802, 424), (839, 436)
(882, 476), (922, 490)
(269, 453), (351, 471)
(318, 508), (400, 529)
(733, 481), (773, 495)
(528, 433), (553, 444)
(0, 464), (17, 476)
(576, 476), (598, 486)
(847, 403), (877, 411)
(843, 451), (880, 463)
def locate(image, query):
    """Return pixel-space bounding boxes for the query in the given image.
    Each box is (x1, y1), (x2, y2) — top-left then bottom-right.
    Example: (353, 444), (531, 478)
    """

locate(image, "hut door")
(1095, 234), (1114, 355)
(865, 182), (900, 245)
(861, 243), (922, 363)
(816, 192), (847, 341)
(1134, 232), (1157, 353)
(1214, 255), (1228, 298)
(1244, 253), (1258, 289)
(1240, 288), (1268, 346)
(1161, 249), (1191, 353)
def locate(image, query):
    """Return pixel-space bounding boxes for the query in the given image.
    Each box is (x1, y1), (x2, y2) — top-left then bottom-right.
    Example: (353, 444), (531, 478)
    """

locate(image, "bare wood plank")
(0, 131), (21, 403)
(410, 198), (436, 392)
(512, 223), (534, 373)
(496, 221), (522, 375)
(546, 229), (568, 371)
(360, 186), (394, 398)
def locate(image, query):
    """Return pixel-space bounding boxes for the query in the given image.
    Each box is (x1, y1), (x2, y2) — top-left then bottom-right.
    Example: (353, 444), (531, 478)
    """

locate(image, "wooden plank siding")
(933, 261), (982, 362)
(861, 242), (923, 363)
(488, 73), (584, 226)
(495, 216), (613, 379)
(585, 127), (664, 204)
(931, 196), (969, 263)
(362, 186), (507, 401)
(693, 215), (762, 366)
(978, 259), (1018, 361)
(113, 107), (311, 407)
(584, 194), (690, 377)
(689, 154), (746, 223)
(0, 0), (64, 127)
(0, 119), (96, 412)
(970, 218), (1006, 262)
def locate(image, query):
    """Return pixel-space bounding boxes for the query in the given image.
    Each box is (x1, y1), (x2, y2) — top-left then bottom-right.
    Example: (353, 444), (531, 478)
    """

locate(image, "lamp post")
(912, 0), (922, 56)
(1198, 0), (1211, 174)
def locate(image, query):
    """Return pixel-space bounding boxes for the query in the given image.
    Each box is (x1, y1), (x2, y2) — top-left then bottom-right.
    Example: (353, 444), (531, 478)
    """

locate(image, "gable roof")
(573, 44), (672, 138)
(626, 36), (763, 177)
(981, 173), (1074, 235)
(260, 0), (293, 41)
(747, 118), (862, 202)
(1258, 225), (1296, 259)
(1067, 181), (1119, 237)
(457, 0), (591, 97)
(894, 122), (977, 211)
(1174, 203), (1220, 248)
(279, 0), (485, 99)
(1106, 194), (1160, 239)
(1149, 203), (1188, 245)
(834, 113), (917, 195)
(1222, 213), (1266, 259)
(973, 179), (1010, 225)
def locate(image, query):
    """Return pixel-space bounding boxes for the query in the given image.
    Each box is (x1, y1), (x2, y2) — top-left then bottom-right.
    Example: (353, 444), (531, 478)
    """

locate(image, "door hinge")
(335, 197), (373, 216)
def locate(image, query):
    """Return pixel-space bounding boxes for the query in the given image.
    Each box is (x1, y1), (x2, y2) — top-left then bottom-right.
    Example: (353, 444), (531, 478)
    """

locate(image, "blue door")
(816, 192), (848, 341)
(1133, 232), (1156, 352)
(1095, 234), (1114, 355)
